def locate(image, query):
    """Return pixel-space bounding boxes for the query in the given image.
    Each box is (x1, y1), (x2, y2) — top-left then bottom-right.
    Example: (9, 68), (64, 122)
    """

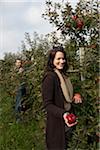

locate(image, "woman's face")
(53, 51), (66, 70)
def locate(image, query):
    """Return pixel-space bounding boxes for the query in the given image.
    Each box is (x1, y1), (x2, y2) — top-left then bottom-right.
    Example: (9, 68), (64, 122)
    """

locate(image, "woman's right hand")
(73, 93), (82, 104)
(63, 113), (77, 127)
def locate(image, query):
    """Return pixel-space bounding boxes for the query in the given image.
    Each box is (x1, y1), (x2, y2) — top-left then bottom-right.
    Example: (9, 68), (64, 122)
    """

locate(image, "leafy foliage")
(0, 33), (49, 150)
(0, 0), (99, 149)
(42, 0), (99, 149)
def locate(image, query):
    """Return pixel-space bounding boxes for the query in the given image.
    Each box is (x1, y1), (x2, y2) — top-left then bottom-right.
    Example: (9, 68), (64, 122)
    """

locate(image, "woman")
(42, 46), (82, 150)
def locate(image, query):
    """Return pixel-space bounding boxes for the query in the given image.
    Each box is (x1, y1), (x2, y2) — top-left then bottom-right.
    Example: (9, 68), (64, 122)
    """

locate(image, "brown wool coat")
(42, 71), (69, 150)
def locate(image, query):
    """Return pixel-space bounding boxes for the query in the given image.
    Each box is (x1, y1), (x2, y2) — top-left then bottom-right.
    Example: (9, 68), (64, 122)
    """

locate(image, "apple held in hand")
(74, 93), (81, 100)
(66, 113), (77, 124)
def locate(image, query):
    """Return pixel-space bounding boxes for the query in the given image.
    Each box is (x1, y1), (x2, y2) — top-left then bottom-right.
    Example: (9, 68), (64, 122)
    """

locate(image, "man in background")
(15, 59), (27, 122)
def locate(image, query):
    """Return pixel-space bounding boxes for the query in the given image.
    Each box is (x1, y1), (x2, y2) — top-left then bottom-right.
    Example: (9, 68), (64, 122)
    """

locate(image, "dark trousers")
(15, 84), (26, 121)
(64, 126), (74, 150)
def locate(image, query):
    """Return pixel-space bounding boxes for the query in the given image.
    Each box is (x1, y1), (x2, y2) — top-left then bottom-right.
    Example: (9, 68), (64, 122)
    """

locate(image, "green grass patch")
(0, 89), (45, 150)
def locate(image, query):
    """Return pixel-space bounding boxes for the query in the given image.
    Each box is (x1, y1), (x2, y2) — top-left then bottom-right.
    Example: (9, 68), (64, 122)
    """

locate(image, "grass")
(0, 88), (45, 150)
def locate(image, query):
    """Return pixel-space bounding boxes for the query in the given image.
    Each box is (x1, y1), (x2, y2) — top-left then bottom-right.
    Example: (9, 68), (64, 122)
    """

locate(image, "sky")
(0, 0), (78, 59)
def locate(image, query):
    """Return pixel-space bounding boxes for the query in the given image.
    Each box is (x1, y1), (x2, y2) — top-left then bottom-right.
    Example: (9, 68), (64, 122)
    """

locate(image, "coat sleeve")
(42, 73), (66, 119)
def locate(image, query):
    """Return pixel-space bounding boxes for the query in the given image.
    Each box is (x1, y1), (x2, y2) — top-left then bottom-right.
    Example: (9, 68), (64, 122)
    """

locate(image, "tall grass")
(0, 88), (45, 150)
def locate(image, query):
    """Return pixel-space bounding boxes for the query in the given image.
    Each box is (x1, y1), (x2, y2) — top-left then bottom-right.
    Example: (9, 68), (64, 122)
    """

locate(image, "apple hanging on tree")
(71, 15), (78, 21)
(76, 18), (84, 29)
(71, 15), (84, 29)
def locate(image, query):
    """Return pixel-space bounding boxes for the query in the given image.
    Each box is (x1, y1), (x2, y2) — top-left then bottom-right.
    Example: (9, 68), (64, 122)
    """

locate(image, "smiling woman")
(42, 46), (82, 150)
(53, 51), (66, 70)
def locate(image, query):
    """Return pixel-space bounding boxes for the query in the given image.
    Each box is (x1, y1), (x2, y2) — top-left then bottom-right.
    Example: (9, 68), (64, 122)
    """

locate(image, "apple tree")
(42, 0), (99, 149)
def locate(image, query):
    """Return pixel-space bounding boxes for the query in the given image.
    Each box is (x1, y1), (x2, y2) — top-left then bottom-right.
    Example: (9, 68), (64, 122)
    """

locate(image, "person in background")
(15, 59), (27, 122)
(42, 46), (82, 150)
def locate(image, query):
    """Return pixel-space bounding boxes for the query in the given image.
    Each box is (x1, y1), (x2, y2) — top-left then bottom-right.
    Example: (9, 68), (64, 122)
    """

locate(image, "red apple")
(74, 93), (81, 100)
(71, 15), (78, 21)
(76, 18), (84, 29)
(66, 113), (77, 124)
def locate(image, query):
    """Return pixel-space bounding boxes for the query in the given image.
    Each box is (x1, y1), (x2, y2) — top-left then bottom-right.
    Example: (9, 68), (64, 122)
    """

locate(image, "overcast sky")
(0, 0), (78, 59)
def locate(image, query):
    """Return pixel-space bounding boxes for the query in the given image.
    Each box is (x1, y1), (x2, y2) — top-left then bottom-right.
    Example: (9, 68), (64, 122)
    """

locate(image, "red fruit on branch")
(76, 18), (84, 29)
(66, 113), (77, 124)
(71, 15), (78, 21)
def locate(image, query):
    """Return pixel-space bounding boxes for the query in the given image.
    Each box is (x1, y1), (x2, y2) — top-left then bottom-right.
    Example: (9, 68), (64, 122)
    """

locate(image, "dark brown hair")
(45, 46), (69, 74)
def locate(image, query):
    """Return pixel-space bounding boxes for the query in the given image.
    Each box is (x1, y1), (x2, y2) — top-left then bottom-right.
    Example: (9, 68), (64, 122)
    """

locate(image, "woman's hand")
(63, 113), (77, 127)
(73, 93), (82, 104)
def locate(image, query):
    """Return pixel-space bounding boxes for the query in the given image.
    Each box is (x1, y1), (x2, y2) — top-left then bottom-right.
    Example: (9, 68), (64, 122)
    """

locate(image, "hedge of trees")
(0, 0), (99, 149)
